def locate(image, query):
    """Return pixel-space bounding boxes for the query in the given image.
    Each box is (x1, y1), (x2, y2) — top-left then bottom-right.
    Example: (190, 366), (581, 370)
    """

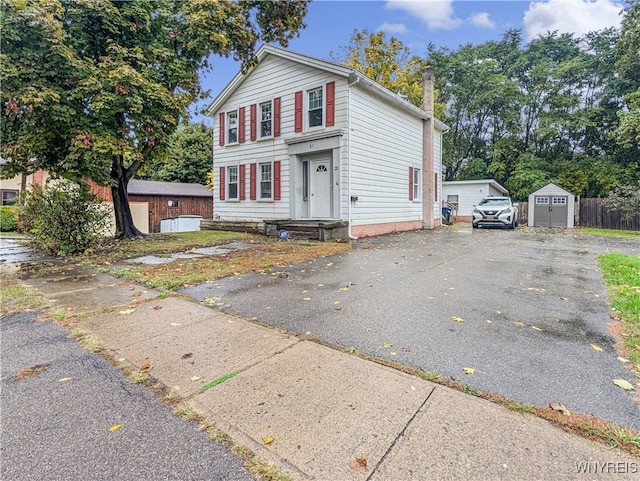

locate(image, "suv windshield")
(478, 198), (510, 207)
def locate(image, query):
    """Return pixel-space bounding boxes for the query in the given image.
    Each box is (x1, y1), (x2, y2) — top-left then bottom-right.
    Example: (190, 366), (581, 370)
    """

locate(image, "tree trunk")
(111, 175), (144, 239)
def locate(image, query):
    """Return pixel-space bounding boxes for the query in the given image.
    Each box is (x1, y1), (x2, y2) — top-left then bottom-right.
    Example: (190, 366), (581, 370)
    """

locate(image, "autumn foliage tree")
(1, 0), (309, 238)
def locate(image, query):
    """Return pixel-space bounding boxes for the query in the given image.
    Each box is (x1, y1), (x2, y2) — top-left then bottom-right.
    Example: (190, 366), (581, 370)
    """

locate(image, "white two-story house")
(206, 45), (447, 240)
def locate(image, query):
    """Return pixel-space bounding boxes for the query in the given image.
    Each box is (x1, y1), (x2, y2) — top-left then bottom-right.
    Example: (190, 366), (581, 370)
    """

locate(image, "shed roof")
(128, 179), (211, 197)
(528, 182), (575, 197)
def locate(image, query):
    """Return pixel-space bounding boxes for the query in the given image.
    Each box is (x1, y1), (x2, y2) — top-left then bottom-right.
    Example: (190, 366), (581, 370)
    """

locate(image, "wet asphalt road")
(1, 310), (252, 481)
(181, 226), (640, 429)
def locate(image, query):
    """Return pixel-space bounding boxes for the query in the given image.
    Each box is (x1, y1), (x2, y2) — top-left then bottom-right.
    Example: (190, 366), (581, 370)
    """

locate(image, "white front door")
(310, 159), (332, 218)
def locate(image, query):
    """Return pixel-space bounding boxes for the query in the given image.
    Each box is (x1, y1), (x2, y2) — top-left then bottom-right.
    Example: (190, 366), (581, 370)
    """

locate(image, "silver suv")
(472, 196), (519, 229)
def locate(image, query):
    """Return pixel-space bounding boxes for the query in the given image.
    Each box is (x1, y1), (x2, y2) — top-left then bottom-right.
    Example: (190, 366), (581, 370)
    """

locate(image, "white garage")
(528, 183), (575, 228)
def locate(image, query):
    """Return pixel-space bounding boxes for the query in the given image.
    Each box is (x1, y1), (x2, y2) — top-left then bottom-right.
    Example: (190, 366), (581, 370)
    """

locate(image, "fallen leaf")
(613, 379), (634, 391)
(618, 357), (630, 363)
(130, 292), (142, 297)
(531, 326), (543, 331)
(348, 457), (368, 472)
(339, 287), (349, 291)
(191, 376), (201, 382)
(514, 321), (525, 327)
(262, 437), (274, 445)
(382, 342), (393, 349)
(401, 346), (411, 352)
(452, 316), (464, 323)
(109, 424), (122, 432)
(58, 377), (72, 382)
(390, 351), (397, 356)
(549, 403), (571, 415)
(170, 322), (181, 327)
(590, 344), (603, 352)
(560, 297), (568, 301)
(463, 367), (475, 374)
(139, 363), (151, 372)
(181, 353), (193, 359)
(610, 314), (622, 321)
(303, 297), (311, 301)
(119, 308), (136, 315)
(152, 305), (162, 310)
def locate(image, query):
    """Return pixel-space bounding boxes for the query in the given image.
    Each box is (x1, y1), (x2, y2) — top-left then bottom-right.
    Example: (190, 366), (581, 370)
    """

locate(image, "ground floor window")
(260, 162), (272, 199)
(1, 190), (18, 206)
(227, 166), (239, 200)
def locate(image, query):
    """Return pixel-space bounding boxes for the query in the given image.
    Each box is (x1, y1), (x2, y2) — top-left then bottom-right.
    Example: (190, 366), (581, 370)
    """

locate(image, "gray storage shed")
(528, 183), (575, 228)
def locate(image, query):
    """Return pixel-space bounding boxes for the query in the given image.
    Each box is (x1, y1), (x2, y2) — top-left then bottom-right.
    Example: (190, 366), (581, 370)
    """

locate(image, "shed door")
(534, 196), (550, 226)
(310, 159), (332, 218)
(549, 196), (568, 227)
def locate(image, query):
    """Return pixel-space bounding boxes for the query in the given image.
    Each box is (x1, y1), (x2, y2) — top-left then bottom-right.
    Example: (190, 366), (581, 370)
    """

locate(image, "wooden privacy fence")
(517, 198), (640, 231)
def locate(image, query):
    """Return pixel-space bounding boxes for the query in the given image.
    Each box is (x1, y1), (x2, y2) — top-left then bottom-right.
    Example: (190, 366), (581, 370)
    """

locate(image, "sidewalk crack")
(366, 386), (436, 480)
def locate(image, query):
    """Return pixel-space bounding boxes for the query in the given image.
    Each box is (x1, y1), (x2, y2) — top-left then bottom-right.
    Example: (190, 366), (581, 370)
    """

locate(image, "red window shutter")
(274, 161), (281, 200)
(238, 107), (246, 143)
(274, 97), (281, 137)
(219, 166), (226, 200)
(434, 173), (438, 201)
(326, 81), (335, 127)
(294, 91), (303, 132)
(409, 167), (414, 201)
(250, 163), (257, 200)
(239, 164), (246, 200)
(218, 113), (225, 146)
(250, 104), (257, 141)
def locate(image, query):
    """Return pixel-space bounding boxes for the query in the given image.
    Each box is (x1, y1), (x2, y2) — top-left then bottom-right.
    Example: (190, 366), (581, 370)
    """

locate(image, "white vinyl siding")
(212, 55), (346, 221)
(347, 87), (424, 225)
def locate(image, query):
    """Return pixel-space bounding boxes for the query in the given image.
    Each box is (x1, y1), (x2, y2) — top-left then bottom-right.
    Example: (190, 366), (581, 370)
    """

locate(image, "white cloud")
(523, 0), (624, 41)
(470, 12), (495, 29)
(385, 0), (463, 30)
(378, 22), (409, 34)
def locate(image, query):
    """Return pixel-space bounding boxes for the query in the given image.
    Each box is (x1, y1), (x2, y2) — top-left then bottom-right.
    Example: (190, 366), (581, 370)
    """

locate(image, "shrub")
(602, 181), (640, 221)
(19, 180), (111, 255)
(0, 206), (18, 231)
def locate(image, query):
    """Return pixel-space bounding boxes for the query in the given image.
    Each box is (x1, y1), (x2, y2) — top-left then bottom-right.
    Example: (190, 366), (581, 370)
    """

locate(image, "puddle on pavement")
(124, 242), (254, 265)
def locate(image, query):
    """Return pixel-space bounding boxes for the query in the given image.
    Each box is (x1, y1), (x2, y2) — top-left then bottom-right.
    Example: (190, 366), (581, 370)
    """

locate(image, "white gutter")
(347, 76), (360, 241)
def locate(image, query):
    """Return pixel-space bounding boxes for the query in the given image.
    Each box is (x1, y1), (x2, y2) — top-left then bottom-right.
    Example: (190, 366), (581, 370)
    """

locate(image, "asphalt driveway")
(181, 226), (640, 429)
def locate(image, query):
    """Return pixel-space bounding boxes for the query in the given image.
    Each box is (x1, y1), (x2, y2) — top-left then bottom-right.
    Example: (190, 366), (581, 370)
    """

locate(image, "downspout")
(347, 75), (360, 241)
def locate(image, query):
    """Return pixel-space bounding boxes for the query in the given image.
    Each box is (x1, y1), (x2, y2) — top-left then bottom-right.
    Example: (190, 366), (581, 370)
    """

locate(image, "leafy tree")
(602, 181), (640, 220)
(504, 153), (550, 201)
(1, 0), (309, 238)
(614, 0), (640, 151)
(331, 29), (444, 117)
(144, 122), (213, 185)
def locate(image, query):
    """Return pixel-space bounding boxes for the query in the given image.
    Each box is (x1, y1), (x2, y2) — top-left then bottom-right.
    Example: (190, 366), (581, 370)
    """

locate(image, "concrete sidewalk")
(10, 262), (640, 480)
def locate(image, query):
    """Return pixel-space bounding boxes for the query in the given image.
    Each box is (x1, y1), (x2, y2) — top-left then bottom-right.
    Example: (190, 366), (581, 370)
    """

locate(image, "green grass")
(581, 228), (640, 239)
(0, 272), (52, 315)
(200, 371), (239, 393)
(597, 253), (640, 368)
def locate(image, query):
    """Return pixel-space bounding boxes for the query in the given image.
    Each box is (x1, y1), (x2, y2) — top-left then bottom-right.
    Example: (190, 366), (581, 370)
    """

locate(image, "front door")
(310, 159), (332, 218)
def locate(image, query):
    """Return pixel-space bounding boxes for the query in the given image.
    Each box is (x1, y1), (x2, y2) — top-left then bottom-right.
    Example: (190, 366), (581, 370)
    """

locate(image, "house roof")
(128, 179), (212, 197)
(205, 44), (448, 132)
(443, 179), (509, 194)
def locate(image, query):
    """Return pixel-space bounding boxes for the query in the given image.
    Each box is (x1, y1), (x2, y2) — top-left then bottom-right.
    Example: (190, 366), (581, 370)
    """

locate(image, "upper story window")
(227, 165), (239, 200)
(307, 87), (323, 128)
(227, 111), (238, 144)
(259, 162), (272, 200)
(260, 101), (272, 138)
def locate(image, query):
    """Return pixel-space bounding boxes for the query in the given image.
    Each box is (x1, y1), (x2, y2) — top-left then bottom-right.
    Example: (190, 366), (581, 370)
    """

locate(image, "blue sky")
(194, 0), (626, 123)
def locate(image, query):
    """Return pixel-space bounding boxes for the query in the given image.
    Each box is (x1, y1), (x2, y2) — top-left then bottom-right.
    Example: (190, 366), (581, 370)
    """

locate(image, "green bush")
(20, 181), (111, 255)
(0, 206), (18, 231)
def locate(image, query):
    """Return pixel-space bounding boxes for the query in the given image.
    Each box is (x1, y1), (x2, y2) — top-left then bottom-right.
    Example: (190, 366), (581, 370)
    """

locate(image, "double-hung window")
(413, 167), (421, 201)
(260, 101), (272, 138)
(227, 165), (239, 200)
(259, 162), (272, 200)
(307, 87), (323, 128)
(227, 111), (238, 144)
(1, 190), (18, 206)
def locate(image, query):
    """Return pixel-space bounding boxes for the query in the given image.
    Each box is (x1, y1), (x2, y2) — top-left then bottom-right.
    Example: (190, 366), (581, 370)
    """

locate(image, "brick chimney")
(422, 66), (435, 229)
